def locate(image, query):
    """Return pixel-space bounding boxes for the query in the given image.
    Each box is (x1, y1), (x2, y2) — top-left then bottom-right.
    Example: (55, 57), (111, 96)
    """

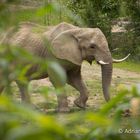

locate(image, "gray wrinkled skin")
(0, 22), (115, 112)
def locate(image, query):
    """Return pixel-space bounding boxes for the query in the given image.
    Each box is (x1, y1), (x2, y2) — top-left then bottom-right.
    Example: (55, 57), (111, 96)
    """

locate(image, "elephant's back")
(7, 24), (49, 57)
(44, 22), (77, 41)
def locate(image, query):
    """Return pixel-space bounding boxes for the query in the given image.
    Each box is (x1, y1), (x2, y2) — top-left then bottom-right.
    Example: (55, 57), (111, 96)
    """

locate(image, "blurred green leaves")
(36, 3), (53, 17)
(0, 96), (68, 140)
(47, 61), (66, 88)
(1, 86), (140, 140)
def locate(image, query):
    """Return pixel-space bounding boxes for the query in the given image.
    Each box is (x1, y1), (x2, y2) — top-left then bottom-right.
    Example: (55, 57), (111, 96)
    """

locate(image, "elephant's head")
(52, 27), (129, 102)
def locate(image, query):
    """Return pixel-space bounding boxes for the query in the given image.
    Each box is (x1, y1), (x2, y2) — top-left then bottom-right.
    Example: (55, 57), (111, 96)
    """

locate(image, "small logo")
(118, 129), (123, 133)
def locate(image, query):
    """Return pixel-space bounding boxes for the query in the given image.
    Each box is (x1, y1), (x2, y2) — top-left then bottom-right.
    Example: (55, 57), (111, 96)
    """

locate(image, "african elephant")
(0, 22), (129, 112)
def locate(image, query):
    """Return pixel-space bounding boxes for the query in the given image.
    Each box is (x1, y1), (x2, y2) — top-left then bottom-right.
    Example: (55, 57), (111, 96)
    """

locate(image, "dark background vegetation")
(0, 0), (139, 60)
(66, 0), (140, 61)
(0, 0), (140, 140)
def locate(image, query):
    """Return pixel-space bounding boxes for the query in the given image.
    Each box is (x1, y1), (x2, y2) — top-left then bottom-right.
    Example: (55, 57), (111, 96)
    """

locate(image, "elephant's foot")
(57, 101), (70, 112)
(57, 106), (70, 113)
(74, 96), (88, 109)
(57, 94), (70, 112)
(21, 94), (31, 104)
(57, 99), (70, 112)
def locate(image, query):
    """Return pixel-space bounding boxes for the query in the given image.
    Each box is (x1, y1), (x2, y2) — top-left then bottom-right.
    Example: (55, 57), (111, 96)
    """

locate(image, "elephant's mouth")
(86, 56), (95, 64)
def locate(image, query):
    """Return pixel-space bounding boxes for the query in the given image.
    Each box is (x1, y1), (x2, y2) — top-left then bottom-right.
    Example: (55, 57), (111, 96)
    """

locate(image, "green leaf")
(47, 61), (67, 89)
(36, 4), (53, 17)
(100, 89), (129, 115)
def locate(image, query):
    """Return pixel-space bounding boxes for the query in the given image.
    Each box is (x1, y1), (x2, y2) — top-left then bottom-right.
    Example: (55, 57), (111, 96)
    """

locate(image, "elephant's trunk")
(101, 63), (112, 102)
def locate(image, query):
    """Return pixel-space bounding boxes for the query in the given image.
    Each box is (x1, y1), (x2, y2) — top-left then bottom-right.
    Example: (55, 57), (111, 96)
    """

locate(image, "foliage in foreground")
(0, 86), (140, 140)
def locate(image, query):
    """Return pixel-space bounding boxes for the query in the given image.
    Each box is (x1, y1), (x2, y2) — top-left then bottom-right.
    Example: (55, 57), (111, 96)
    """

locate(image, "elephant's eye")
(90, 44), (96, 49)
(90, 45), (95, 49)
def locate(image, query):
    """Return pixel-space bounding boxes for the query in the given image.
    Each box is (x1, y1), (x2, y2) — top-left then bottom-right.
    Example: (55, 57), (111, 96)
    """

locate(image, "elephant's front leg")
(67, 69), (89, 109)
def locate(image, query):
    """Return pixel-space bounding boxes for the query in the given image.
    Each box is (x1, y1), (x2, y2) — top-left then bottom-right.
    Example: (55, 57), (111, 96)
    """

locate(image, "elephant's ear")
(52, 31), (82, 65)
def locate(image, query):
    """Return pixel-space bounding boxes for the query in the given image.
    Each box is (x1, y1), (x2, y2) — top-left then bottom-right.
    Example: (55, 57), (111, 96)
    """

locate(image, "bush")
(0, 85), (140, 140)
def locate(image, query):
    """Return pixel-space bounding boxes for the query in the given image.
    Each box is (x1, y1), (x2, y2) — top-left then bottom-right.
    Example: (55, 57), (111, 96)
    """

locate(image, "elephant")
(0, 22), (130, 112)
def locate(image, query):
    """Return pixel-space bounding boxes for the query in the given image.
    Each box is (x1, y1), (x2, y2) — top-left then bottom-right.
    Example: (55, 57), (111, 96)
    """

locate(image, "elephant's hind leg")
(16, 81), (31, 103)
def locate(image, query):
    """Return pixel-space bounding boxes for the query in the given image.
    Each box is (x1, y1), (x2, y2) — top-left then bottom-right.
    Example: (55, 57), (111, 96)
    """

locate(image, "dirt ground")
(20, 62), (139, 112)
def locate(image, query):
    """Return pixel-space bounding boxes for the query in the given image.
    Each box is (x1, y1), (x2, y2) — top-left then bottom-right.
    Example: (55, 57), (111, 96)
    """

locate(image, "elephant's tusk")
(98, 60), (110, 65)
(113, 53), (130, 63)
(111, 48), (119, 52)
